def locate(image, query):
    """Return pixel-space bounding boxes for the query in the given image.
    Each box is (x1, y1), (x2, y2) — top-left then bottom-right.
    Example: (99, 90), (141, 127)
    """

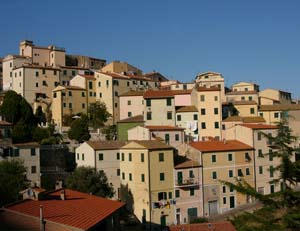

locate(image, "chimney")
(40, 205), (45, 231)
(60, 189), (66, 200)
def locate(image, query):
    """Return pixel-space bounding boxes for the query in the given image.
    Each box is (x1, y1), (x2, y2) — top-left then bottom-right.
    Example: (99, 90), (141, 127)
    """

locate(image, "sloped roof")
(226, 90), (257, 95)
(190, 140), (253, 152)
(86, 140), (126, 150)
(259, 104), (300, 111)
(78, 74), (95, 80)
(119, 90), (145, 97)
(176, 106), (198, 113)
(118, 115), (144, 123)
(239, 124), (278, 130)
(145, 125), (184, 131)
(169, 221), (236, 231)
(122, 140), (173, 150)
(232, 100), (257, 105)
(223, 116), (265, 123)
(143, 89), (192, 99)
(174, 159), (201, 169)
(5, 189), (124, 231)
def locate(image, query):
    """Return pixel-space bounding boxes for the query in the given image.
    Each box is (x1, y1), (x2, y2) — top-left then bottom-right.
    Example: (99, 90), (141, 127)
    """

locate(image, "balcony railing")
(175, 178), (199, 187)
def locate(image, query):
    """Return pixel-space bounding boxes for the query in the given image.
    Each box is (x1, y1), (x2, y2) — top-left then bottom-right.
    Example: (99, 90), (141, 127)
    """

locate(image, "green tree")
(102, 125), (117, 140)
(67, 115), (90, 142)
(223, 117), (300, 231)
(0, 159), (29, 206)
(35, 106), (46, 125)
(12, 120), (33, 143)
(66, 167), (115, 198)
(88, 102), (111, 129)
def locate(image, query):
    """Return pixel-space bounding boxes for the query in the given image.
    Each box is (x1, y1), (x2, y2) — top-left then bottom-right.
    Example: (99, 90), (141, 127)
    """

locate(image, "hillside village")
(0, 40), (299, 231)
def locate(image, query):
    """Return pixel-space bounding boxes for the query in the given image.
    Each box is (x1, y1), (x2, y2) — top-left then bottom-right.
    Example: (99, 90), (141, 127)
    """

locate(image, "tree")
(66, 167), (115, 198)
(0, 159), (29, 206)
(12, 120), (33, 143)
(102, 125), (117, 140)
(67, 115), (90, 143)
(32, 123), (62, 144)
(35, 106), (46, 125)
(88, 102), (111, 129)
(223, 117), (300, 231)
(120, 184), (134, 213)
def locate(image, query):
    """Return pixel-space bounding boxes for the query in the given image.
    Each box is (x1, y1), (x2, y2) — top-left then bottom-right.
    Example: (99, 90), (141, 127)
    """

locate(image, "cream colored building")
(119, 91), (145, 120)
(259, 88), (292, 105)
(75, 141), (126, 199)
(101, 61), (143, 75)
(226, 91), (259, 104)
(52, 85), (87, 127)
(191, 86), (222, 140)
(232, 101), (258, 117)
(176, 106), (199, 141)
(120, 140), (175, 227)
(189, 140), (255, 216)
(231, 82), (259, 92)
(195, 72), (225, 102)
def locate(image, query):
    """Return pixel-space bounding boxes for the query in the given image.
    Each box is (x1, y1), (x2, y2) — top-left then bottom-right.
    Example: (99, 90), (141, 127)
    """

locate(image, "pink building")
(119, 91), (144, 120)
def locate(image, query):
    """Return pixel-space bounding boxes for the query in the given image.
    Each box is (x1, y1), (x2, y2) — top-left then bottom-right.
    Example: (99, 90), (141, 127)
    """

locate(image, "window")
(212, 171), (217, 179)
(259, 166), (263, 174)
(214, 108), (218, 115)
(42, 80), (47, 86)
(246, 168), (250, 175)
(245, 87), (248, 91)
(228, 153), (233, 161)
(201, 108), (206, 115)
(200, 95), (205, 101)
(167, 111), (172, 120)
(201, 122), (206, 129)
(274, 112), (279, 118)
(53, 70), (57, 75)
(99, 153), (103, 161)
(190, 188), (195, 196)
(214, 122), (219, 129)
(250, 108), (255, 114)
(35, 71), (39, 77)
(175, 134), (179, 141)
(169, 192), (172, 199)
(115, 103), (118, 108)
(223, 197), (227, 204)
(82, 154), (84, 160)
(249, 96), (253, 101)
(31, 148), (36, 156)
(129, 173), (132, 181)
(166, 98), (172, 106)
(82, 103), (85, 109)
(270, 184), (275, 193)
(245, 152), (251, 161)
(122, 172), (125, 180)
(72, 70), (76, 76)
(128, 112), (132, 117)
(63, 103), (66, 108)
(141, 174), (145, 182)
(31, 166), (37, 174)
(88, 81), (93, 89)
(238, 169), (243, 177)
(223, 186), (226, 193)
(69, 103), (72, 109)
(141, 153), (144, 162)
(270, 166), (274, 177)
(259, 112), (263, 117)
(258, 149), (263, 157)
(117, 152), (120, 160)
(106, 80), (109, 86)
(241, 96), (245, 101)
(175, 190), (180, 198)
(159, 153), (164, 162)
(189, 170), (194, 178)
(19, 71), (22, 76)
(115, 91), (118, 96)
(229, 170), (233, 178)
(165, 134), (170, 144)
(77, 153), (79, 160)
(269, 149), (273, 161)
(257, 132), (262, 140)
(211, 154), (216, 163)
(121, 153), (124, 161)
(158, 192), (167, 200)
(129, 153), (132, 161)
(160, 173), (165, 181)
(89, 92), (93, 97)
(127, 81), (130, 87)
(146, 99), (151, 106)
(69, 91), (72, 96)
(230, 185), (234, 192)
(117, 169), (120, 176)
(214, 96), (218, 101)
(127, 100), (131, 105)
(177, 114), (181, 121)
(146, 112), (152, 120)
(63, 70), (67, 75)
(99, 93), (102, 98)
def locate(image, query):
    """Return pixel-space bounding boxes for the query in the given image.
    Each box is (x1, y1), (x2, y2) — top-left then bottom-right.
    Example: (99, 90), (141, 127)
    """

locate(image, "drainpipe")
(40, 205), (45, 231)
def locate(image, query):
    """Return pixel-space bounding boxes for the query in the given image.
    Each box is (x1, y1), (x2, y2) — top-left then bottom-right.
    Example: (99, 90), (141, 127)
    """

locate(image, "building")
(173, 157), (203, 224)
(144, 71), (169, 82)
(117, 115), (145, 141)
(259, 88), (292, 105)
(191, 86), (222, 140)
(231, 82), (259, 92)
(0, 120), (12, 139)
(176, 105), (199, 141)
(52, 85), (87, 127)
(1, 189), (124, 231)
(224, 124), (279, 195)
(226, 90), (259, 104)
(119, 90), (145, 120)
(66, 54), (106, 69)
(75, 141), (126, 199)
(119, 140), (175, 227)
(231, 101), (258, 117)
(189, 140), (255, 216)
(101, 61), (143, 75)
(0, 142), (40, 187)
(169, 221), (236, 231)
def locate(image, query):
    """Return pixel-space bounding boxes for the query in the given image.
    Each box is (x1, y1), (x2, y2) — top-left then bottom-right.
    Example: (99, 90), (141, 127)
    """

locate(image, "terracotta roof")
(144, 89), (192, 99)
(174, 159), (201, 169)
(226, 90), (258, 95)
(190, 140), (253, 152)
(86, 140), (126, 150)
(119, 90), (145, 97)
(146, 125), (184, 131)
(239, 124), (278, 130)
(223, 116), (265, 123)
(123, 140), (173, 150)
(12, 142), (40, 148)
(60, 66), (90, 70)
(99, 71), (155, 82)
(78, 74), (95, 80)
(0, 120), (12, 126)
(259, 104), (300, 111)
(118, 115), (144, 123)
(196, 86), (220, 91)
(5, 189), (124, 230)
(176, 106), (198, 113)
(13, 64), (61, 71)
(232, 100), (257, 105)
(169, 222), (236, 231)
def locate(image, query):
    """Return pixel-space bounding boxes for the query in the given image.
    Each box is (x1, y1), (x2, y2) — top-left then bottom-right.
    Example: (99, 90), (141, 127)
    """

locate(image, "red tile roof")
(190, 140), (253, 152)
(146, 125), (184, 131)
(5, 189), (124, 230)
(118, 115), (145, 123)
(86, 140), (126, 150)
(169, 222), (236, 231)
(174, 159), (201, 169)
(239, 124), (278, 130)
(78, 74), (95, 80)
(144, 89), (192, 99)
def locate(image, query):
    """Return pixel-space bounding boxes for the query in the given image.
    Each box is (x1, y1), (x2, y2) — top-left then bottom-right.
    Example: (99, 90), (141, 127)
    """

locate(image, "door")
(160, 215), (166, 227)
(176, 213), (180, 225)
(230, 196), (235, 208)
(208, 200), (218, 215)
(177, 172), (183, 185)
(187, 208), (198, 222)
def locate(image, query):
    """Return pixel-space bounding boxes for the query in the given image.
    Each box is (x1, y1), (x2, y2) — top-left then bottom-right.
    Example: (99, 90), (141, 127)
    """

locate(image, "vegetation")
(88, 102), (111, 129)
(66, 166), (115, 198)
(67, 114), (90, 142)
(33, 123), (62, 144)
(222, 117), (300, 231)
(35, 106), (46, 125)
(102, 125), (117, 140)
(120, 184), (134, 213)
(0, 159), (29, 206)
(190, 217), (209, 224)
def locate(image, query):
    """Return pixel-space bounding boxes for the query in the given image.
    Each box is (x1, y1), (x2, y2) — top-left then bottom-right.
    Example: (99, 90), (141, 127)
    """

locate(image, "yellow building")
(101, 61), (143, 75)
(52, 85), (87, 127)
(231, 81), (259, 92)
(259, 88), (292, 105)
(189, 140), (255, 216)
(232, 101), (258, 117)
(120, 140), (175, 227)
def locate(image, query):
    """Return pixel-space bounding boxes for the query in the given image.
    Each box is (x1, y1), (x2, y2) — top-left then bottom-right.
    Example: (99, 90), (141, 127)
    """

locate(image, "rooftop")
(174, 158), (201, 169)
(259, 104), (300, 111)
(239, 124), (278, 130)
(146, 125), (184, 131)
(196, 86), (221, 91)
(176, 105), (198, 113)
(122, 140), (173, 150)
(143, 89), (192, 99)
(119, 90), (145, 97)
(232, 100), (257, 105)
(5, 189), (124, 231)
(78, 74), (96, 80)
(190, 140), (253, 152)
(117, 115), (144, 123)
(223, 116), (265, 123)
(12, 142), (39, 148)
(169, 221), (236, 231)
(86, 140), (126, 150)
(226, 90), (258, 95)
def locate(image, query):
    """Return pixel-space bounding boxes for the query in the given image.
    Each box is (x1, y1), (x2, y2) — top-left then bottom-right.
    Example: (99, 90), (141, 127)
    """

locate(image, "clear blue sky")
(1, 0), (300, 97)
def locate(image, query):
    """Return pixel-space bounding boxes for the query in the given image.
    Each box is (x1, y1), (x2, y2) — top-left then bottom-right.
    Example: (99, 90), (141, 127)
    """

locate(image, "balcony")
(175, 177), (200, 187)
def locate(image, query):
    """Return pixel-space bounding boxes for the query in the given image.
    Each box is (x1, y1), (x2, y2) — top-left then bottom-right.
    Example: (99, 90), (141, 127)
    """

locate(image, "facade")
(189, 140), (255, 216)
(259, 88), (292, 105)
(119, 91), (144, 120)
(117, 115), (145, 141)
(231, 101), (258, 117)
(176, 106), (199, 141)
(226, 91), (259, 104)
(66, 54), (106, 69)
(191, 86), (222, 140)
(75, 141), (126, 199)
(231, 82), (259, 92)
(101, 61), (143, 75)
(120, 140), (175, 227)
